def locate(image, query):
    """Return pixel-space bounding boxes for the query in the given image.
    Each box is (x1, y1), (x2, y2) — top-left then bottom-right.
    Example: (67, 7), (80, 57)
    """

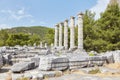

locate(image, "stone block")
(11, 62), (35, 72)
(87, 56), (107, 66)
(39, 49), (52, 55)
(0, 54), (3, 69)
(31, 57), (40, 67)
(69, 57), (88, 69)
(40, 71), (62, 78)
(103, 52), (114, 63)
(39, 56), (69, 71)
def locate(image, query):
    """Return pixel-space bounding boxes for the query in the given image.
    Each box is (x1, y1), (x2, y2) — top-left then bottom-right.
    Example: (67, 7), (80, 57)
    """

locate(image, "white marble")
(64, 19), (68, 49)
(59, 22), (63, 47)
(77, 13), (84, 50)
(54, 24), (58, 47)
(70, 16), (75, 49)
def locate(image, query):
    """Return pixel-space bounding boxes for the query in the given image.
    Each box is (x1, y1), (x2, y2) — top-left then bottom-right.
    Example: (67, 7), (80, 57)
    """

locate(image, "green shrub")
(88, 68), (101, 74)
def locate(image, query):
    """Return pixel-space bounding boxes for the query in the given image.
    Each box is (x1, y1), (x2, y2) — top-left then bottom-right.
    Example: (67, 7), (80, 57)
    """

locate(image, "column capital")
(59, 22), (64, 27)
(70, 16), (75, 19)
(59, 22), (64, 25)
(77, 12), (84, 16)
(77, 12), (84, 18)
(64, 19), (68, 22)
(55, 24), (59, 27)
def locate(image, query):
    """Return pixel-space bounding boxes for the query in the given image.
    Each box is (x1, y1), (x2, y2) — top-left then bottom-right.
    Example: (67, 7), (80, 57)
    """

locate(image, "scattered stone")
(31, 57), (40, 67)
(0, 54), (3, 69)
(39, 56), (69, 71)
(87, 56), (107, 67)
(40, 71), (62, 78)
(102, 52), (114, 63)
(11, 62), (35, 72)
(39, 49), (52, 55)
(3, 54), (12, 65)
(69, 57), (88, 69)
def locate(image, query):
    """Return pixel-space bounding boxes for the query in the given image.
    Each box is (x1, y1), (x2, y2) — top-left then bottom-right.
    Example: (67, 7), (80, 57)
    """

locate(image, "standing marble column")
(54, 24), (58, 47)
(59, 22), (63, 47)
(70, 16), (75, 49)
(64, 19), (68, 49)
(77, 12), (84, 50)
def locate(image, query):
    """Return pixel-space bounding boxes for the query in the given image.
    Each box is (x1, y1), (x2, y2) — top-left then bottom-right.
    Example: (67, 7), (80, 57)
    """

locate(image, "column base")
(69, 46), (77, 52)
(73, 49), (88, 56)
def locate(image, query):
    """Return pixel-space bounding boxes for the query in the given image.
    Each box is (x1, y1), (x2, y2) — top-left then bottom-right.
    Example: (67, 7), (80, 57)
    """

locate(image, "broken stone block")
(39, 56), (69, 71)
(69, 57), (88, 69)
(39, 49), (52, 55)
(102, 52), (114, 63)
(0, 54), (3, 69)
(11, 62), (35, 72)
(40, 71), (62, 78)
(87, 56), (107, 66)
(3, 54), (12, 65)
(113, 50), (120, 63)
(51, 57), (69, 71)
(31, 57), (40, 67)
(32, 74), (43, 80)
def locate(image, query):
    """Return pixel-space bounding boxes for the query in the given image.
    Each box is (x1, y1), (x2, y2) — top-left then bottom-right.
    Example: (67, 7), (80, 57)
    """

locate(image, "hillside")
(0, 26), (54, 46)
(6, 26), (54, 38)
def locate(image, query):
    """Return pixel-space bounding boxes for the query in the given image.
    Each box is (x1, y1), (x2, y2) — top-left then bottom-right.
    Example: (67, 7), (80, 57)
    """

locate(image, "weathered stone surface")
(3, 54), (12, 65)
(102, 51), (114, 63)
(31, 57), (40, 67)
(77, 13), (83, 50)
(70, 16), (75, 49)
(69, 57), (88, 69)
(87, 56), (107, 66)
(11, 62), (35, 72)
(39, 56), (55, 71)
(64, 20), (68, 50)
(54, 24), (58, 48)
(101, 50), (120, 63)
(0, 54), (3, 69)
(32, 73), (43, 80)
(39, 56), (69, 71)
(51, 57), (69, 71)
(59, 22), (63, 47)
(40, 71), (62, 78)
(113, 50), (120, 63)
(39, 49), (52, 55)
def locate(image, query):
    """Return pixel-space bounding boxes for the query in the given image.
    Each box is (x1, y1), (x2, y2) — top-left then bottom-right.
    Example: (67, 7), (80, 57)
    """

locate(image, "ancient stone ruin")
(54, 13), (84, 51)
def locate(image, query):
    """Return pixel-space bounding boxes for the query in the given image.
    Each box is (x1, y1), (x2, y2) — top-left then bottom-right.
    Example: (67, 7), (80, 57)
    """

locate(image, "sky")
(0, 0), (110, 29)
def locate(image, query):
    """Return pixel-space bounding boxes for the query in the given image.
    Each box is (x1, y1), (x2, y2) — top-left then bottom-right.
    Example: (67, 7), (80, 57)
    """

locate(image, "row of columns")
(54, 13), (84, 50)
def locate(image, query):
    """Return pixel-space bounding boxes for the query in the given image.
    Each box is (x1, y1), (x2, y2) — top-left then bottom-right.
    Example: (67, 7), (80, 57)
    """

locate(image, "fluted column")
(59, 22), (63, 47)
(77, 12), (84, 50)
(70, 16), (75, 49)
(64, 19), (68, 49)
(54, 24), (58, 47)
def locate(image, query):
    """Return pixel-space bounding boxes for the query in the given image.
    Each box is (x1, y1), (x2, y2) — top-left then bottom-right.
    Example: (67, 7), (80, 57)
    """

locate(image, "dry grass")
(63, 69), (71, 75)
(55, 71), (62, 77)
(104, 63), (120, 69)
(88, 68), (101, 74)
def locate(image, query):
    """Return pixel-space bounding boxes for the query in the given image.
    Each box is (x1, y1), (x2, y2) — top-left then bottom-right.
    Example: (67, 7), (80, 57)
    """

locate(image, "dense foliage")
(0, 26), (54, 46)
(0, 3), (120, 53)
(83, 3), (120, 52)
